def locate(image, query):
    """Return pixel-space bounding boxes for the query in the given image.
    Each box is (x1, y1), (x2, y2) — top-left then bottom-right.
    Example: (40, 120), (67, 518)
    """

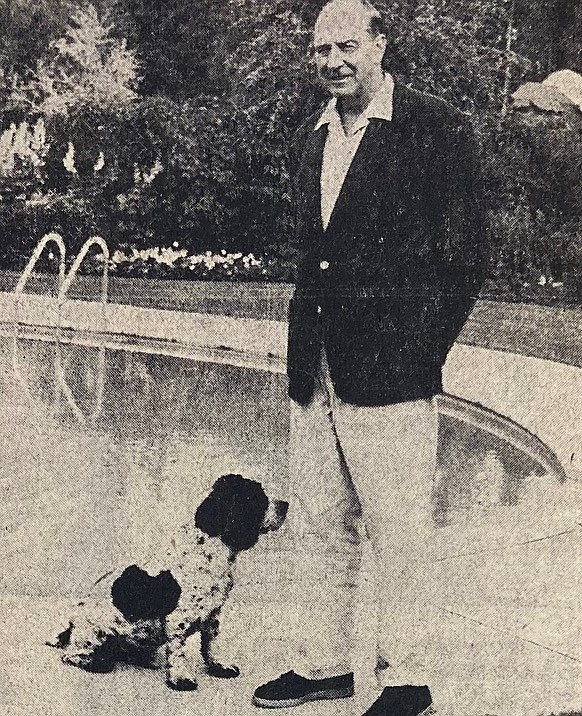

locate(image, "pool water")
(1, 334), (576, 591)
(1, 334), (580, 716)
(3, 337), (289, 596)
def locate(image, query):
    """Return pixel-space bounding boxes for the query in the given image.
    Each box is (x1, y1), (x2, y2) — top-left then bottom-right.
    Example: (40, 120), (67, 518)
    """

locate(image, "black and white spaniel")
(50, 474), (288, 690)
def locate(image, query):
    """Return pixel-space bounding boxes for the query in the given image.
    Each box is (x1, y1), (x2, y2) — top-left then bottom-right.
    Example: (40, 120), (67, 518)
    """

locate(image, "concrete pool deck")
(0, 270), (580, 366)
(2, 524), (581, 716)
(0, 279), (580, 716)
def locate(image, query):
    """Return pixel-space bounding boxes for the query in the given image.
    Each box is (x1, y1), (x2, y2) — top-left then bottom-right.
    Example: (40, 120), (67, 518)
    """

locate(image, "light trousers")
(288, 348), (439, 687)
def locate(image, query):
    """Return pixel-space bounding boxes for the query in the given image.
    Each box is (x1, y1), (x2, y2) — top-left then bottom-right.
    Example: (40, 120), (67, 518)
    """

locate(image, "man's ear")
(375, 34), (387, 53)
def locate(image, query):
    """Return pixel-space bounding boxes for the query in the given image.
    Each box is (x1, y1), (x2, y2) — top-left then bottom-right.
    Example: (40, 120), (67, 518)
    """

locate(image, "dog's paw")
(62, 654), (116, 673)
(207, 662), (240, 679)
(83, 659), (117, 674)
(166, 675), (198, 691)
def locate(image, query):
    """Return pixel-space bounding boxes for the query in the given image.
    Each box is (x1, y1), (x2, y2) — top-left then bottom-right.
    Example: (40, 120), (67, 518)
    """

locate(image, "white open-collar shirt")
(315, 73), (394, 231)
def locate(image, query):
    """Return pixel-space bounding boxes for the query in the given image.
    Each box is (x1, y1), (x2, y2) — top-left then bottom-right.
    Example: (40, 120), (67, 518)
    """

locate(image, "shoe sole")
(252, 687), (354, 709)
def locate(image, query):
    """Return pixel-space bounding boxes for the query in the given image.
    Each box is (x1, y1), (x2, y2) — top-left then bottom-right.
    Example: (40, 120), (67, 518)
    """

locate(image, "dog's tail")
(45, 622), (73, 649)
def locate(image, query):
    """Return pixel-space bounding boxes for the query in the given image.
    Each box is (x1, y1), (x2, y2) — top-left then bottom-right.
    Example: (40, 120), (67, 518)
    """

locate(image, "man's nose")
(325, 44), (344, 69)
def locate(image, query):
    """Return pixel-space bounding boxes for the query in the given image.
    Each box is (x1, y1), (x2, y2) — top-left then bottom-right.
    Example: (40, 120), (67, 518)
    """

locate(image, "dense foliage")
(0, 0), (580, 304)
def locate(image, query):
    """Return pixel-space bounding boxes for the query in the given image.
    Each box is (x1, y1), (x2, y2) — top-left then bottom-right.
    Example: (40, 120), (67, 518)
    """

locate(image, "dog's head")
(111, 565), (181, 622)
(194, 474), (288, 553)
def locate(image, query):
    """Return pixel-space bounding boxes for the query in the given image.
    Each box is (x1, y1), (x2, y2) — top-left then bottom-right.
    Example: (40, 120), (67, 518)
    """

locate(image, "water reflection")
(433, 416), (546, 525)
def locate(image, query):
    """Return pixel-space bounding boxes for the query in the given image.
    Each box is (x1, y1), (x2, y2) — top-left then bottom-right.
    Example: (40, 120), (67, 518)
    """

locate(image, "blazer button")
(320, 260), (329, 270)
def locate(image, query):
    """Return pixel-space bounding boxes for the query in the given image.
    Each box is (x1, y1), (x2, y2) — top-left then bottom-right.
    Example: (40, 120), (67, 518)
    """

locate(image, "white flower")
(93, 151), (105, 172)
(63, 141), (76, 173)
(538, 275), (547, 286)
(143, 159), (163, 183)
(172, 241), (179, 248)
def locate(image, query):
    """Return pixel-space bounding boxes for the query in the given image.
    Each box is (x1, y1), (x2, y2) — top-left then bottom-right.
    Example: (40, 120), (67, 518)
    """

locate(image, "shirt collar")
(314, 73), (394, 134)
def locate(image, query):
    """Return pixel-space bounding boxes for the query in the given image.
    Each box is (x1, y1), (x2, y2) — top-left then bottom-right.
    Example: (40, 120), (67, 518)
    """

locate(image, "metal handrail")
(12, 235), (110, 426)
(58, 236), (109, 305)
(53, 341), (106, 426)
(12, 233), (66, 423)
(14, 232), (66, 294)
(53, 235), (110, 425)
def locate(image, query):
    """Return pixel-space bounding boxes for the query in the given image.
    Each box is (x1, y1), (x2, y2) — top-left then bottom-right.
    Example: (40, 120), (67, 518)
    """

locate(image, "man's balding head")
(312, 0), (387, 105)
(315, 0), (384, 39)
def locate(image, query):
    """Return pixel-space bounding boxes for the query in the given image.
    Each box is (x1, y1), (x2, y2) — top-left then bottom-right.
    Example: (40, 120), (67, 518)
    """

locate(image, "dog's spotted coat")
(51, 475), (288, 690)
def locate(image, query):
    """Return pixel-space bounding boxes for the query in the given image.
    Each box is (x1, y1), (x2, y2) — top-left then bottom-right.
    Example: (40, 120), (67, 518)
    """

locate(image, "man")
(253, 1), (486, 714)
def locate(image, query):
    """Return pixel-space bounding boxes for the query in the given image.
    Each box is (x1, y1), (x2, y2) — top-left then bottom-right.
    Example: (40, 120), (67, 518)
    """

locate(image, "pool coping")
(0, 269), (580, 368)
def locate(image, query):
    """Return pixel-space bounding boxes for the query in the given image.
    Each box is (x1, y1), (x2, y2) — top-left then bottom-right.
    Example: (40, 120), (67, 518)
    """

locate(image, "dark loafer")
(252, 670), (354, 708)
(362, 685), (435, 716)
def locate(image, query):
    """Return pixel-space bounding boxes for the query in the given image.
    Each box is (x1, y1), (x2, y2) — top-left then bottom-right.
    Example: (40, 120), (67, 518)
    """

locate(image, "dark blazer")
(287, 84), (487, 406)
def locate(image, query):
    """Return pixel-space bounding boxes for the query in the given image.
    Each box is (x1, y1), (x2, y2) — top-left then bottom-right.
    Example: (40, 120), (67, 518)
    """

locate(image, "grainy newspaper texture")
(0, 1), (580, 716)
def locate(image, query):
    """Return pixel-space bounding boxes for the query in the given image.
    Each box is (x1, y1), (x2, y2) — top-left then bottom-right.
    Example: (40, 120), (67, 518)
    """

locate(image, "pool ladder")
(14, 232), (110, 304)
(13, 232), (110, 425)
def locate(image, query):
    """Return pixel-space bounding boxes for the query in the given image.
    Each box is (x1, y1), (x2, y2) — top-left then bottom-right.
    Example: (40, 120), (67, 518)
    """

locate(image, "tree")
(12, 3), (140, 117)
(109, 0), (227, 99)
(550, 0), (582, 73)
(0, 0), (76, 112)
(0, 0), (75, 77)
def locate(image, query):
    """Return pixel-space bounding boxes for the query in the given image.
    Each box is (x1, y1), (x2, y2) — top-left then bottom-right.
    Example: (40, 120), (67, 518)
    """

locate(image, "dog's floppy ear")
(220, 478), (269, 552)
(111, 565), (181, 621)
(194, 474), (240, 537)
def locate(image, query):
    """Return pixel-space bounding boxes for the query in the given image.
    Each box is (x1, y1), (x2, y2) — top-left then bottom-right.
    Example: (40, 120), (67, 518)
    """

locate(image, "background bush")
(0, 0), (581, 304)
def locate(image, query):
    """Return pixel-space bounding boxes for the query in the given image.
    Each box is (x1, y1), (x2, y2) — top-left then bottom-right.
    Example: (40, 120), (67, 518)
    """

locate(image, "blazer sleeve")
(434, 113), (488, 355)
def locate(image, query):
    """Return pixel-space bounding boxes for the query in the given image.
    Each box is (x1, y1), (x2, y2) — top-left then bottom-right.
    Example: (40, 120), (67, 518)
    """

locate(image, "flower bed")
(20, 239), (578, 305)
(75, 243), (297, 283)
(80, 244), (575, 305)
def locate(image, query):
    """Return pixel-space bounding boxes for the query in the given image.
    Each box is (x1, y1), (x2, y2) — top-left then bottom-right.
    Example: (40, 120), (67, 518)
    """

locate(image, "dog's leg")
(165, 609), (201, 690)
(46, 622), (73, 648)
(52, 603), (122, 673)
(121, 618), (165, 669)
(60, 623), (117, 673)
(200, 609), (239, 678)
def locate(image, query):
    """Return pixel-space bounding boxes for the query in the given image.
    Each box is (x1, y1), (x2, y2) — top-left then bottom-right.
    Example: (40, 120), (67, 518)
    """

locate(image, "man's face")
(313, 2), (386, 100)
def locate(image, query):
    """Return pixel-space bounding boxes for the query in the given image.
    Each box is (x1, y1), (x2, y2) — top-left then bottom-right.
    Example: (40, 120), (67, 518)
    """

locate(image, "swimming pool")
(1, 332), (580, 716)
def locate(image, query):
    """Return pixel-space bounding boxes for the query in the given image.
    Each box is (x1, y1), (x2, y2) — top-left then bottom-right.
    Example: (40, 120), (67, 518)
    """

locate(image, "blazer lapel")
(324, 84), (414, 235)
(294, 84), (415, 237)
(324, 120), (395, 234)
(295, 125), (327, 235)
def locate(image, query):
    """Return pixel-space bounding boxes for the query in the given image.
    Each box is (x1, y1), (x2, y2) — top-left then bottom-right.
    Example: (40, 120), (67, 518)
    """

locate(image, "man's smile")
(326, 75), (354, 83)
